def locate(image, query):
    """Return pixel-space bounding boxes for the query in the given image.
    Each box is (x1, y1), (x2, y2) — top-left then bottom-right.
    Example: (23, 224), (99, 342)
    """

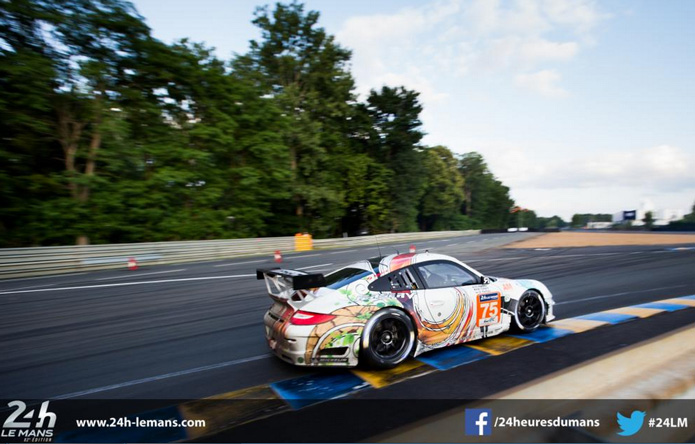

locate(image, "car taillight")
(290, 310), (336, 325)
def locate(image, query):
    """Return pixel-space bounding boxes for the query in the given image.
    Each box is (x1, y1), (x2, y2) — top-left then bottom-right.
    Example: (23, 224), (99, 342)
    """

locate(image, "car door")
(412, 261), (500, 345)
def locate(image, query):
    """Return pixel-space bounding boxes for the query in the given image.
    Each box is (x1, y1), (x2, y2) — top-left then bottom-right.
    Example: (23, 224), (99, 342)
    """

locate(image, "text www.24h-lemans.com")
(75, 417), (205, 428)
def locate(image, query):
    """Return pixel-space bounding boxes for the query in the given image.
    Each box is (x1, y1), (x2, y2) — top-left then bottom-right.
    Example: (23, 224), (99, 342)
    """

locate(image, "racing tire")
(360, 308), (415, 369)
(512, 290), (546, 333)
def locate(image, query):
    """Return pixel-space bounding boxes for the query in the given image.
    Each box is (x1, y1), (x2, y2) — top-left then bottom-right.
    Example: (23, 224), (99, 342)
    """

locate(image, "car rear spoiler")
(256, 268), (327, 304)
(256, 268), (327, 289)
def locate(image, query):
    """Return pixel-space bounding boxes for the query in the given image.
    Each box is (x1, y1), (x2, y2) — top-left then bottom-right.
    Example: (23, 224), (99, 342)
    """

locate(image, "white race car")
(259, 252), (555, 368)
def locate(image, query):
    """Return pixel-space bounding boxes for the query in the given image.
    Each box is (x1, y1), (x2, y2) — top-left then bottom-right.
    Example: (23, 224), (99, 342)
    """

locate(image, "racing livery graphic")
(259, 252), (555, 368)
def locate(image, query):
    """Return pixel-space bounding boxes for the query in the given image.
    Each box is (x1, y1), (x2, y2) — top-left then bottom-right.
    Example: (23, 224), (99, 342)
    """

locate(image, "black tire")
(512, 290), (546, 332)
(360, 308), (415, 369)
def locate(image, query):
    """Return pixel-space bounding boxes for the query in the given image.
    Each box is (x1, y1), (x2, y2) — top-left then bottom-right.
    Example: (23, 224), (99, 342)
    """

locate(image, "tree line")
(1, 0), (524, 247)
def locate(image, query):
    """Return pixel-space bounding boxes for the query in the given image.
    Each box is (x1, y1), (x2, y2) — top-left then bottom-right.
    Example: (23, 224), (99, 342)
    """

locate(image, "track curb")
(53, 295), (695, 442)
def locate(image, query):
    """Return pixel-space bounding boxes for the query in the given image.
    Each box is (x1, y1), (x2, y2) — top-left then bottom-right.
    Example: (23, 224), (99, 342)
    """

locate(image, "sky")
(133, 0), (695, 220)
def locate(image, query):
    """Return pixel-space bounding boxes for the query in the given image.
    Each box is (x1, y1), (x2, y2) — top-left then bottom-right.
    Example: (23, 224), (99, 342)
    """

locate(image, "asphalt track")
(1, 232), (694, 403)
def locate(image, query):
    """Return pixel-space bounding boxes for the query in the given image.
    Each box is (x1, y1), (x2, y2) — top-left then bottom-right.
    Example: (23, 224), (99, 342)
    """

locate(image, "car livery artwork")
(259, 252), (555, 368)
(477, 292), (501, 327)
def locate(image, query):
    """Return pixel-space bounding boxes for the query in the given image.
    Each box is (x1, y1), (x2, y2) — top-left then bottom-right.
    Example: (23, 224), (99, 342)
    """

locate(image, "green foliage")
(660, 204), (695, 232)
(510, 209), (538, 229)
(0, 0), (525, 246)
(458, 152), (515, 229)
(536, 215), (567, 229)
(239, 1), (355, 236)
(680, 201), (695, 223)
(365, 86), (427, 232)
(642, 211), (654, 229)
(570, 213), (612, 228)
(420, 146), (464, 231)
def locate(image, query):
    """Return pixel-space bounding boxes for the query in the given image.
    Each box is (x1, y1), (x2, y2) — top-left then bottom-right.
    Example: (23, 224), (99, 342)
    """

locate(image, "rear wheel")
(513, 290), (546, 332)
(360, 308), (415, 369)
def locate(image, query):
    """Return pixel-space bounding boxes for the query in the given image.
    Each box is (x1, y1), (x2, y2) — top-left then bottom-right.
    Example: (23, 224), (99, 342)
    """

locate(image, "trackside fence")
(0, 230), (480, 279)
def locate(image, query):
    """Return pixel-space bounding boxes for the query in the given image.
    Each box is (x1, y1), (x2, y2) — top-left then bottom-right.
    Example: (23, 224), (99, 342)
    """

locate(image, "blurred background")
(1, 0), (693, 248)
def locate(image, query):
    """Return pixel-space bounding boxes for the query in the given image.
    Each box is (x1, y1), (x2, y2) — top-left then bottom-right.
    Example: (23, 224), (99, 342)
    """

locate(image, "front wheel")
(513, 290), (546, 332)
(360, 308), (415, 369)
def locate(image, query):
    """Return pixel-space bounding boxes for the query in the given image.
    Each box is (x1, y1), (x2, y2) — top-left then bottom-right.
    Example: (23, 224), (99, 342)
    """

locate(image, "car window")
(325, 268), (373, 289)
(414, 262), (478, 288)
(368, 267), (420, 292)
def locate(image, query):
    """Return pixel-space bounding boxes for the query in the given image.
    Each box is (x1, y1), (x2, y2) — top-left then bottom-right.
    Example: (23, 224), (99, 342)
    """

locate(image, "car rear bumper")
(263, 310), (358, 367)
(546, 303), (556, 322)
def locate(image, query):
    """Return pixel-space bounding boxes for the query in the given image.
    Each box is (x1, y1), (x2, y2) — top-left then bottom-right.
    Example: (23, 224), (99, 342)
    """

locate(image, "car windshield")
(415, 262), (478, 288)
(324, 267), (374, 289)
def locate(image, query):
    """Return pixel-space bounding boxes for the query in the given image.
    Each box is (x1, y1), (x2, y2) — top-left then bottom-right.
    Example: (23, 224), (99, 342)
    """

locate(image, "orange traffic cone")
(409, 244), (416, 253)
(127, 257), (138, 270)
(274, 250), (283, 263)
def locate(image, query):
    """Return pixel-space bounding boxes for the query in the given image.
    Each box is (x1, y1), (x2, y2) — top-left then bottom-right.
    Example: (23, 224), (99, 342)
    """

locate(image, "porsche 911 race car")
(258, 252), (555, 368)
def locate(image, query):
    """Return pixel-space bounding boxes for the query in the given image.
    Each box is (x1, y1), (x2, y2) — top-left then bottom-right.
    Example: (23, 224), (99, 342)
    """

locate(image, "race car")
(258, 252), (555, 368)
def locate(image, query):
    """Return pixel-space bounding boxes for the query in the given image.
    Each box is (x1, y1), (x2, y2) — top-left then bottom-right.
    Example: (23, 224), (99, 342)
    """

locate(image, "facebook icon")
(465, 408), (492, 436)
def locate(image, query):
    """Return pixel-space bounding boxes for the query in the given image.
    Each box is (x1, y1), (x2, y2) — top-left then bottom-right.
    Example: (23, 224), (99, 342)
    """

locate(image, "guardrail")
(0, 230), (479, 279)
(313, 230), (478, 249)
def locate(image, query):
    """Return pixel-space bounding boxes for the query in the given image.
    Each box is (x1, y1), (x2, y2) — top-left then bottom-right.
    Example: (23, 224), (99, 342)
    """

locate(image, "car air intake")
(317, 347), (348, 356)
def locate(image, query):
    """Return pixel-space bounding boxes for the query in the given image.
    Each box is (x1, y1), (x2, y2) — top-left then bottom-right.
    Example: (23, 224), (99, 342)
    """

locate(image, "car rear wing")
(256, 268), (327, 303)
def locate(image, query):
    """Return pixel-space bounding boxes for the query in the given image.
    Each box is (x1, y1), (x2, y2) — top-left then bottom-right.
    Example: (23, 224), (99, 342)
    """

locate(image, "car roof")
(378, 252), (470, 274)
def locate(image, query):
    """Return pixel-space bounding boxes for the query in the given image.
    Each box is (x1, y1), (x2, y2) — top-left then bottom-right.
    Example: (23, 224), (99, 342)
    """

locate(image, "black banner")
(1, 398), (693, 443)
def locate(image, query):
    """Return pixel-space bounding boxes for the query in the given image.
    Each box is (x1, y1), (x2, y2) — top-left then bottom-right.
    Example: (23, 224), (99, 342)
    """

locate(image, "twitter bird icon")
(617, 411), (646, 436)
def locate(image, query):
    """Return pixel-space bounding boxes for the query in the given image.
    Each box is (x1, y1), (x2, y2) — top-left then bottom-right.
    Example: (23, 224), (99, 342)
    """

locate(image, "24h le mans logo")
(2, 400), (56, 442)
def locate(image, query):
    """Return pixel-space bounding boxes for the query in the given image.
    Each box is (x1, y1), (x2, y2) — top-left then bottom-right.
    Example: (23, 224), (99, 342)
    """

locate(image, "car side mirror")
(481, 276), (491, 285)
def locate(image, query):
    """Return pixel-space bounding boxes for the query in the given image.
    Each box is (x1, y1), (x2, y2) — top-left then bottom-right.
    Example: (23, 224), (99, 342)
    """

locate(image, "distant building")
(612, 199), (685, 226)
(586, 221), (613, 229)
(612, 210), (636, 223)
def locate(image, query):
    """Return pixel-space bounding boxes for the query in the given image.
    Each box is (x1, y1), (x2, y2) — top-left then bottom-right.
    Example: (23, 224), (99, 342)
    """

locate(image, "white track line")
(96, 269), (186, 281)
(0, 283), (56, 292)
(52, 354), (271, 400)
(555, 285), (688, 305)
(0, 274), (256, 295)
(330, 249), (357, 254)
(214, 259), (267, 267)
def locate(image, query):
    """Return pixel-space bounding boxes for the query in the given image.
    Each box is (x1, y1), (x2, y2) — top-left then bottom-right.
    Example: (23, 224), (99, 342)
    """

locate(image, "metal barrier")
(313, 230), (478, 249)
(0, 230), (479, 279)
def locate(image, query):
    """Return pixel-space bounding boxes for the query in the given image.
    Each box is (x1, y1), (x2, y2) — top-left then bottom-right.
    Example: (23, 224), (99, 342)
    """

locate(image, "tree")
(54, 0), (157, 244)
(510, 208), (538, 229)
(0, 0), (60, 246)
(0, 0), (537, 246)
(458, 152), (514, 229)
(366, 86), (426, 232)
(419, 146), (464, 231)
(237, 1), (355, 236)
(682, 201), (695, 223)
(643, 211), (654, 230)
(0, 0), (158, 245)
(537, 215), (566, 229)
